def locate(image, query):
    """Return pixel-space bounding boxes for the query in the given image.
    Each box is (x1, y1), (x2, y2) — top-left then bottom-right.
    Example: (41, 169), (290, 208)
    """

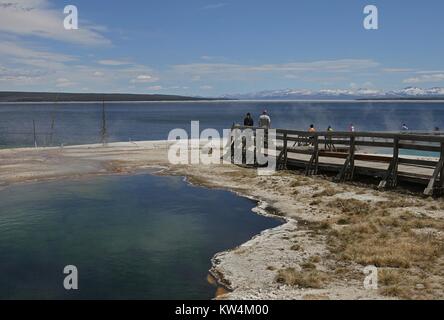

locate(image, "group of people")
(307, 123), (355, 133)
(242, 111), (443, 135)
(243, 111), (356, 133)
(243, 111), (271, 129)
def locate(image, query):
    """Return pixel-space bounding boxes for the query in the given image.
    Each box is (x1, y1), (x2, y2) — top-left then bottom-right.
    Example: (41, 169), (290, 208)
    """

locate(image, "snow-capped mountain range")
(224, 87), (444, 100)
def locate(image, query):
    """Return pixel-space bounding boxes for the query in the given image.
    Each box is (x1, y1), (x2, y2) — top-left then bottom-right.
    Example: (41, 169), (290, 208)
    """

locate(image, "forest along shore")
(1, 141), (443, 300)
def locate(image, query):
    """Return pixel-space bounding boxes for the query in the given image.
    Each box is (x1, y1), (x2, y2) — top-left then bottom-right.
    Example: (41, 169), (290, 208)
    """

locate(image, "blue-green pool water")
(0, 174), (281, 300)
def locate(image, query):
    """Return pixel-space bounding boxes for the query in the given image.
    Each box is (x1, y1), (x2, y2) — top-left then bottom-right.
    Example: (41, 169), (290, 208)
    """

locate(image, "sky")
(1, 0), (444, 96)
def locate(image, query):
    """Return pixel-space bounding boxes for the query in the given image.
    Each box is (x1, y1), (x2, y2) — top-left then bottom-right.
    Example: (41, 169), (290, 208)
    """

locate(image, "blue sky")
(1, 0), (444, 96)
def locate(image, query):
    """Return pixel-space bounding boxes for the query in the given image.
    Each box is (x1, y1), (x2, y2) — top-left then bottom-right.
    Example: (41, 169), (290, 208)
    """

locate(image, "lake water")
(1, 101), (444, 148)
(0, 173), (281, 300)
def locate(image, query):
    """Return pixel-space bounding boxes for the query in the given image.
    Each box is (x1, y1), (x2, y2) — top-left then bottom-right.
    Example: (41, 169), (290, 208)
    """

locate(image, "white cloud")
(200, 85), (213, 90)
(131, 74), (159, 83)
(200, 55), (225, 61)
(97, 59), (132, 66)
(415, 70), (444, 74)
(0, 41), (75, 70)
(403, 73), (444, 84)
(0, 73), (39, 83)
(171, 59), (380, 77)
(147, 85), (163, 91)
(382, 68), (414, 73)
(0, 0), (110, 45)
(55, 77), (76, 87)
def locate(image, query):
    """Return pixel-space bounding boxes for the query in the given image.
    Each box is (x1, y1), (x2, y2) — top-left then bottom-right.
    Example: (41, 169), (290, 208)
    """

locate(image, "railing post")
(277, 132), (288, 170)
(424, 141), (444, 196)
(314, 136), (319, 175)
(33, 120), (37, 148)
(283, 132), (288, 169)
(334, 134), (355, 182)
(349, 136), (355, 180)
(305, 135), (319, 176)
(440, 142), (444, 190)
(378, 136), (399, 189)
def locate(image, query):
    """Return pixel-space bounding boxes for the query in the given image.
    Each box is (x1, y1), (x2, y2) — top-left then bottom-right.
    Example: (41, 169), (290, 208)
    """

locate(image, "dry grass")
(309, 199), (322, 206)
(379, 269), (402, 286)
(329, 216), (442, 268)
(329, 198), (371, 215)
(276, 268), (328, 289)
(324, 197), (444, 299)
(312, 187), (339, 198)
(377, 200), (422, 209)
(290, 180), (304, 188)
(377, 268), (436, 299)
(301, 262), (317, 270)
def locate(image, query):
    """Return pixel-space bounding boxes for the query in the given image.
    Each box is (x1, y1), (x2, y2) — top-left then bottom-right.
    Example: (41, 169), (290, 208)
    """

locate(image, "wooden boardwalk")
(231, 125), (444, 196)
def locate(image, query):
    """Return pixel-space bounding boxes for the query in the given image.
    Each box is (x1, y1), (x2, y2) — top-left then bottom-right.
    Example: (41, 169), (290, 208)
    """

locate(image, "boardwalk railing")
(232, 125), (444, 196)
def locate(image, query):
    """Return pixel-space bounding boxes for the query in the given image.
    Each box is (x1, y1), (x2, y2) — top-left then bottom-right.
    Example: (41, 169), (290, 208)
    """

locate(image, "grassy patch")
(290, 180), (303, 188)
(329, 198), (371, 215)
(325, 199), (444, 299)
(276, 268), (327, 289)
(329, 223), (441, 268)
(301, 262), (317, 270)
(377, 200), (422, 209)
(312, 187), (339, 198)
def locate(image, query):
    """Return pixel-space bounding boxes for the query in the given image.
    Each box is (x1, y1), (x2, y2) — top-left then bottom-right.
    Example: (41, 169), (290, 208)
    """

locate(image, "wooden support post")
(334, 136), (355, 182)
(33, 120), (37, 148)
(349, 136), (355, 180)
(283, 133), (289, 169)
(379, 137), (399, 189)
(440, 142), (444, 191)
(425, 142), (444, 196)
(101, 100), (107, 146)
(277, 133), (288, 170)
(305, 136), (319, 176)
(314, 136), (319, 175)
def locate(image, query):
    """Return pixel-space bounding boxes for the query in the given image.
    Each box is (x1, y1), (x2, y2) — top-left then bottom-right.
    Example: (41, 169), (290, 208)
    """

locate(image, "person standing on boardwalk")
(309, 124), (316, 133)
(308, 124), (316, 146)
(349, 123), (355, 132)
(244, 113), (254, 127)
(325, 125), (335, 151)
(259, 110), (271, 129)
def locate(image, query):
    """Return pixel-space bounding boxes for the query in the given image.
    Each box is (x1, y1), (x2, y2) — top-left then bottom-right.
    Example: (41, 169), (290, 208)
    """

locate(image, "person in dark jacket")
(244, 113), (254, 127)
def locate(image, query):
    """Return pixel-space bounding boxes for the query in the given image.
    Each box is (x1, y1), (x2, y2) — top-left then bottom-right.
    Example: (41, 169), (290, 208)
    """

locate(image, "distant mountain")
(386, 87), (444, 98)
(0, 91), (216, 103)
(224, 87), (444, 100)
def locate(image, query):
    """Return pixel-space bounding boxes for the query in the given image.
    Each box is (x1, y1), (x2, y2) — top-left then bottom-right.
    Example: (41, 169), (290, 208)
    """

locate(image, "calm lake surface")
(0, 174), (281, 300)
(1, 101), (444, 148)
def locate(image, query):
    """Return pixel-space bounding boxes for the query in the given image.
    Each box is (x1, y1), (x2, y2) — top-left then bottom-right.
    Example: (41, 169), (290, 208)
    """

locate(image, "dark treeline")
(0, 91), (220, 103)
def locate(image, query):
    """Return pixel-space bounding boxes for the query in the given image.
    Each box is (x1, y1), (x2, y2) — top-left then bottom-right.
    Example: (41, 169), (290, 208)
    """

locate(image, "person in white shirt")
(259, 110), (271, 129)
(349, 123), (355, 133)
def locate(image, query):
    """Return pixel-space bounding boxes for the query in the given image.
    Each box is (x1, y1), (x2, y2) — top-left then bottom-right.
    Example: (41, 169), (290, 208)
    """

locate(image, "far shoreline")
(2, 99), (444, 104)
